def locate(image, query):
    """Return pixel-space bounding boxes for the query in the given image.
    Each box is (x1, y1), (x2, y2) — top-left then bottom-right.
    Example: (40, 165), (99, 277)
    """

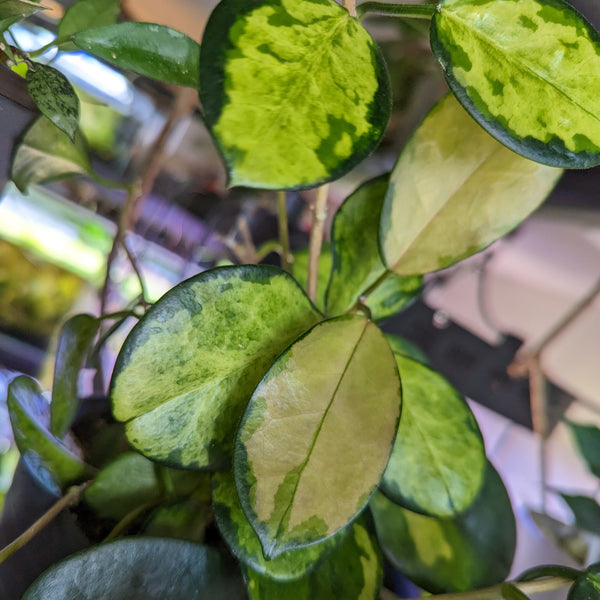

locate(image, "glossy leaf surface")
(73, 23), (200, 88)
(84, 452), (162, 520)
(382, 355), (485, 517)
(23, 538), (245, 599)
(326, 174), (422, 317)
(213, 470), (341, 580)
(0, 0), (42, 22)
(200, 0), (391, 189)
(561, 494), (600, 534)
(371, 462), (516, 593)
(11, 116), (92, 192)
(235, 315), (401, 558)
(7, 376), (91, 495)
(432, 0), (600, 168)
(57, 0), (120, 51)
(568, 564), (600, 600)
(50, 313), (99, 438)
(111, 266), (321, 469)
(380, 94), (562, 275)
(26, 63), (79, 141)
(567, 421), (600, 479)
(244, 516), (382, 600)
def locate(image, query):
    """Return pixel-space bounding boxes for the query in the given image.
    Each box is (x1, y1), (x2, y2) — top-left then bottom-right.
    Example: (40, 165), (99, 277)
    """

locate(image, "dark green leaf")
(50, 313), (99, 438)
(371, 462), (516, 593)
(528, 510), (588, 564)
(213, 470), (342, 580)
(431, 0), (600, 168)
(57, 0), (120, 52)
(568, 564), (600, 600)
(517, 564), (582, 582)
(244, 516), (382, 600)
(84, 452), (163, 520)
(199, 0), (391, 189)
(381, 355), (486, 517)
(26, 63), (79, 141)
(380, 94), (562, 275)
(384, 333), (429, 365)
(11, 115), (92, 193)
(111, 265), (322, 470)
(326, 174), (422, 318)
(7, 376), (92, 495)
(23, 538), (246, 599)
(0, 0), (43, 23)
(72, 23), (200, 88)
(235, 315), (401, 558)
(561, 493), (600, 535)
(567, 421), (600, 479)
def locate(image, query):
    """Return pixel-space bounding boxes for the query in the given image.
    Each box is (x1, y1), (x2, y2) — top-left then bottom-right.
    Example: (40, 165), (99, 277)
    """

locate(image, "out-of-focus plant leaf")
(0, 0), (43, 28)
(57, 0), (120, 52)
(235, 315), (401, 558)
(432, 0), (600, 168)
(73, 23), (200, 88)
(291, 244), (332, 314)
(380, 94), (562, 275)
(384, 333), (430, 365)
(381, 355), (486, 517)
(371, 462), (516, 593)
(561, 493), (600, 535)
(50, 314), (99, 438)
(111, 265), (321, 470)
(199, 0), (390, 189)
(143, 497), (212, 542)
(529, 510), (588, 564)
(567, 421), (600, 479)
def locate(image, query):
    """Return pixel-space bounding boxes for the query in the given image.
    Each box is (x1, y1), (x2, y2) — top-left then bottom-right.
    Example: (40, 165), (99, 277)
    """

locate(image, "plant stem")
(28, 36), (71, 59)
(277, 191), (291, 272)
(0, 481), (91, 565)
(103, 502), (156, 542)
(357, 2), (437, 20)
(344, 0), (357, 17)
(307, 184), (329, 303)
(382, 576), (573, 600)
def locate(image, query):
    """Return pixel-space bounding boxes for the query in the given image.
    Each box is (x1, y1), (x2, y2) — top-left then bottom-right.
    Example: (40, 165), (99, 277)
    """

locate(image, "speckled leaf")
(568, 564), (600, 600)
(72, 23), (200, 88)
(326, 174), (422, 318)
(7, 376), (92, 496)
(244, 516), (382, 600)
(111, 265), (321, 470)
(381, 355), (485, 517)
(23, 538), (245, 600)
(567, 421), (600, 479)
(561, 494), (600, 534)
(84, 452), (163, 520)
(11, 116), (92, 193)
(235, 315), (401, 558)
(380, 95), (562, 275)
(50, 313), (99, 438)
(371, 462), (516, 593)
(213, 469), (342, 580)
(199, 0), (391, 189)
(26, 63), (79, 141)
(431, 0), (600, 168)
(57, 0), (120, 52)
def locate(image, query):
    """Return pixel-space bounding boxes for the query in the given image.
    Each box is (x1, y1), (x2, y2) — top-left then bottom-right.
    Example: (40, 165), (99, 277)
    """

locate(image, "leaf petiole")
(356, 2), (437, 20)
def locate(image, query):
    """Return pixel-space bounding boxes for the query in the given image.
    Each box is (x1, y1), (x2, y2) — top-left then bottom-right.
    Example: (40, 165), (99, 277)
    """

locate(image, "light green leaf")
(568, 564), (600, 600)
(57, 0), (120, 52)
(7, 375), (92, 496)
(380, 94), (562, 275)
(199, 0), (391, 189)
(84, 452), (162, 520)
(111, 265), (321, 470)
(244, 516), (382, 600)
(431, 0), (600, 168)
(561, 493), (600, 535)
(235, 315), (401, 558)
(213, 470), (342, 581)
(23, 538), (245, 600)
(143, 497), (212, 542)
(72, 22), (200, 88)
(50, 313), (99, 438)
(291, 244), (332, 314)
(384, 333), (430, 365)
(371, 462), (516, 593)
(11, 115), (92, 193)
(326, 174), (422, 318)
(381, 355), (485, 517)
(26, 63), (79, 141)
(567, 421), (600, 479)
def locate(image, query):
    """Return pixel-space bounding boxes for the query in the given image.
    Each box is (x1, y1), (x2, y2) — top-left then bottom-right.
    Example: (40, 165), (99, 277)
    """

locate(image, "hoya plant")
(1, 0), (600, 598)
